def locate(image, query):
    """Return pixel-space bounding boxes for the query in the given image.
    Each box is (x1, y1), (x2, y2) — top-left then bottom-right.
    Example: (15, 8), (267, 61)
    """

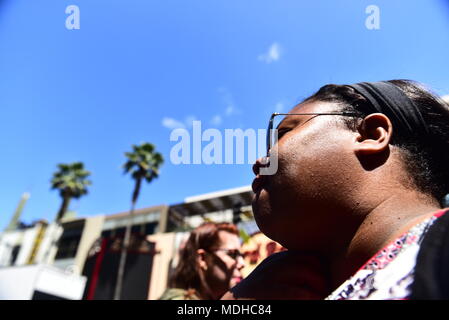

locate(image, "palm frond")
(50, 162), (92, 198)
(122, 142), (164, 200)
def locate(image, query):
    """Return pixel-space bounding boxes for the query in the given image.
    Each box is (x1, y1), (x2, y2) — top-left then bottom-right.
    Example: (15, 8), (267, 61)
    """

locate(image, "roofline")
(184, 185), (252, 203)
(105, 204), (168, 220)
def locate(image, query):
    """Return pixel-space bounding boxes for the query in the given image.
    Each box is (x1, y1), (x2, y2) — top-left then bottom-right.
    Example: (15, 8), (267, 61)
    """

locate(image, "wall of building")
(73, 215), (105, 275)
(0, 230), (23, 266)
(156, 206), (169, 233)
(0, 265), (41, 299)
(184, 209), (234, 228)
(0, 264), (86, 300)
(35, 223), (63, 265)
(1, 191), (258, 299)
(15, 227), (41, 265)
(146, 232), (176, 300)
(102, 205), (166, 233)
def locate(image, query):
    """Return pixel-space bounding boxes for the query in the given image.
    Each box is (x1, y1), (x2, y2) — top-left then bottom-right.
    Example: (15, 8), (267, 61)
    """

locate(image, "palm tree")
(114, 142), (164, 300)
(51, 162), (92, 222)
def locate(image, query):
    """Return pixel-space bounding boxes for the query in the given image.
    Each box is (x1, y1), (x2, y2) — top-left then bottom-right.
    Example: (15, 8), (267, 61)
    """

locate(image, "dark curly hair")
(303, 80), (449, 204)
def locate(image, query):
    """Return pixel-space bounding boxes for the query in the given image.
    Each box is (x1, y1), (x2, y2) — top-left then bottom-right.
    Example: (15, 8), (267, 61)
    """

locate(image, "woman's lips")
(232, 276), (243, 284)
(252, 157), (271, 193)
(252, 176), (266, 193)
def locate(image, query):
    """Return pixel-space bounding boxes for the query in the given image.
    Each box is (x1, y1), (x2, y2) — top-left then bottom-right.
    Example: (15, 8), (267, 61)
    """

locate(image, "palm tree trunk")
(132, 177), (142, 204)
(113, 177), (141, 300)
(56, 195), (71, 222)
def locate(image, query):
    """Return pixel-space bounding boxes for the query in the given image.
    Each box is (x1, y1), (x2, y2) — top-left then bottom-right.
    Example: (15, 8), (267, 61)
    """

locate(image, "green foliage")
(239, 228), (251, 244)
(123, 142), (164, 184)
(51, 162), (92, 198)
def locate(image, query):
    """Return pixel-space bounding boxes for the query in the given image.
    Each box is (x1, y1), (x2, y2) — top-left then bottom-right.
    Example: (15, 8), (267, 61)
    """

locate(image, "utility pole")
(5, 192), (30, 231)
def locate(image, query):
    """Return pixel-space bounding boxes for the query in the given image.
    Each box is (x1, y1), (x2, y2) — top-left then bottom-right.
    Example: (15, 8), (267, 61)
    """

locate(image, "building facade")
(0, 185), (283, 300)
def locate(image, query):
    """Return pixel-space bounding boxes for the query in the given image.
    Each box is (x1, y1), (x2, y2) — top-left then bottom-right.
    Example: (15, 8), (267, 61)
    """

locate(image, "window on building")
(55, 225), (84, 260)
(10, 245), (21, 265)
(101, 222), (158, 239)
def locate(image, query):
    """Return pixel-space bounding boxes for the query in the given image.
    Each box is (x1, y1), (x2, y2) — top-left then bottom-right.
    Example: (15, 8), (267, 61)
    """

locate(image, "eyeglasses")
(266, 112), (359, 156)
(213, 249), (244, 260)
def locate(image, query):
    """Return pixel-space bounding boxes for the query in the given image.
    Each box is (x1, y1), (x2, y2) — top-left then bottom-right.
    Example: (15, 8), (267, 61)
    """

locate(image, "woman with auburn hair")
(159, 222), (245, 300)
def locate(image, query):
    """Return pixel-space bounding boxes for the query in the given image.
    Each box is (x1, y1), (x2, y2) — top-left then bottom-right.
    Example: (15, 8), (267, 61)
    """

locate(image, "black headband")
(346, 81), (429, 137)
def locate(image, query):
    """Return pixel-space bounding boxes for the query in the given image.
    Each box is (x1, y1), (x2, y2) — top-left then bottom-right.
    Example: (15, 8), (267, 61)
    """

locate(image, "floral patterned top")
(326, 209), (448, 300)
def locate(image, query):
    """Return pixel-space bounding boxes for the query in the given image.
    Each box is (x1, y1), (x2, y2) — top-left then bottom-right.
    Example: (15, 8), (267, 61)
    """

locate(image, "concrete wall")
(0, 264), (86, 300)
(0, 265), (40, 299)
(16, 227), (41, 265)
(73, 215), (105, 274)
(35, 223), (63, 265)
(0, 223), (67, 268)
(0, 224), (52, 267)
(33, 265), (87, 299)
(147, 231), (190, 300)
(0, 230), (23, 266)
(156, 206), (169, 233)
(146, 232), (176, 300)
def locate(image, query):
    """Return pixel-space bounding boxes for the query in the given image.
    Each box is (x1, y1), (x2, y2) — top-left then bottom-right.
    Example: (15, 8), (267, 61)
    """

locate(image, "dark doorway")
(82, 235), (156, 300)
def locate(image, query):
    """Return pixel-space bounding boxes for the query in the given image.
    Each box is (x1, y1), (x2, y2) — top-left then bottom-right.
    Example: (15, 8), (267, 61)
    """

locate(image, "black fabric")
(347, 81), (429, 137)
(410, 209), (449, 299)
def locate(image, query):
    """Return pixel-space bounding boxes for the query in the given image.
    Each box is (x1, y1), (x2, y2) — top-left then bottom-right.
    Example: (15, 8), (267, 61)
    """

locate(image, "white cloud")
(184, 115), (197, 128)
(161, 117), (186, 130)
(258, 42), (282, 63)
(162, 115), (201, 130)
(218, 87), (240, 116)
(225, 105), (235, 116)
(162, 88), (244, 131)
(210, 115), (222, 126)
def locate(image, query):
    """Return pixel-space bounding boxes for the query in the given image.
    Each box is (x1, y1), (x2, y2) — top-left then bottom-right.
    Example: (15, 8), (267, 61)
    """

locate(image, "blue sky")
(1, 0), (449, 228)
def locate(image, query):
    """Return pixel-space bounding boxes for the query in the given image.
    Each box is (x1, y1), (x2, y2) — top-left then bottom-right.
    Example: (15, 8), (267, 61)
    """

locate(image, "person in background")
(159, 222), (245, 300)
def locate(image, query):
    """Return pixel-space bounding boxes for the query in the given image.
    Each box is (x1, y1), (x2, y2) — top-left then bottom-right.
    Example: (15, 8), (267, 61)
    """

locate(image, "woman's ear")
(197, 249), (208, 271)
(354, 113), (393, 156)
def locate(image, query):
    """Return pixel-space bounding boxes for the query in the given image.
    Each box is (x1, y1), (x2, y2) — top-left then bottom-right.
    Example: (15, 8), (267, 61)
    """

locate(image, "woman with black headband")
(222, 79), (449, 300)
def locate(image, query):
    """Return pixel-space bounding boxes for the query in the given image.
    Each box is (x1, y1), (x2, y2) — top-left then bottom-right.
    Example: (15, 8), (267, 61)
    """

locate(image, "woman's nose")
(236, 255), (245, 270)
